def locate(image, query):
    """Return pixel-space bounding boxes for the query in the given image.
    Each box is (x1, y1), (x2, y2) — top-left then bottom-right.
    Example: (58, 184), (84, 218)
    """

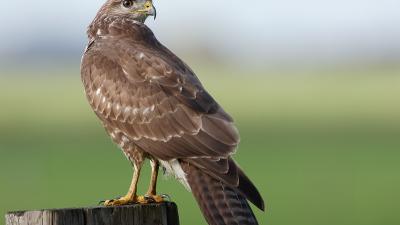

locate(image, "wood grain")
(5, 202), (179, 225)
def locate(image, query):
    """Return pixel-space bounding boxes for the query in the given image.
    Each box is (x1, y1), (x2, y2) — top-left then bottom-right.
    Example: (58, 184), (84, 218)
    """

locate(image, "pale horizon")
(1, 0), (399, 66)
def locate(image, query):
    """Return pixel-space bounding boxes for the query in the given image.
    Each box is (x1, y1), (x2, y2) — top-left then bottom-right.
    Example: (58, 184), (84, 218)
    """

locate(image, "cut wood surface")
(5, 202), (179, 225)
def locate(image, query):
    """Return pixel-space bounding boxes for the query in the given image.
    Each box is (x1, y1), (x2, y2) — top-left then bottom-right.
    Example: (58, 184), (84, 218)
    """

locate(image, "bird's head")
(100, 0), (157, 23)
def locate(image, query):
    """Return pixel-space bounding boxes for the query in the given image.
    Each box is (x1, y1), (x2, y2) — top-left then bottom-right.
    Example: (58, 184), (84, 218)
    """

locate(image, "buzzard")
(81, 0), (265, 224)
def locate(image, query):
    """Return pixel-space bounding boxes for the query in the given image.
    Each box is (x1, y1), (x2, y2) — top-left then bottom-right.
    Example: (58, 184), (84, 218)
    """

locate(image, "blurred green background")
(1, 0), (400, 225)
(1, 65), (399, 225)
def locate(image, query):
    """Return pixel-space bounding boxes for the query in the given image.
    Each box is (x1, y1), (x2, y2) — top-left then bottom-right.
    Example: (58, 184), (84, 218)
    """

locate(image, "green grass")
(1, 66), (400, 225)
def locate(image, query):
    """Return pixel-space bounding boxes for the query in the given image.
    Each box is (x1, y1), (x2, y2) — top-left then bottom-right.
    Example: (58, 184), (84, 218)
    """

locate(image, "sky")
(0, 0), (399, 65)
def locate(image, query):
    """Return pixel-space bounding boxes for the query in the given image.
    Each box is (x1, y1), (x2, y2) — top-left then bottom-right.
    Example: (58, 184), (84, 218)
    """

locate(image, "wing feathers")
(201, 116), (239, 146)
(81, 21), (264, 220)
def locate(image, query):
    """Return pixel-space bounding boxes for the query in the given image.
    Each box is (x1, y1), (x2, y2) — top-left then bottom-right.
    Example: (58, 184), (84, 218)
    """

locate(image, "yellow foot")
(103, 195), (147, 206)
(144, 194), (165, 203)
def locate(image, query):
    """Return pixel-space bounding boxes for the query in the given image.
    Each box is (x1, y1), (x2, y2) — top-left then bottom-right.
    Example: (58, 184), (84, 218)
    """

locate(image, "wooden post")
(5, 202), (179, 225)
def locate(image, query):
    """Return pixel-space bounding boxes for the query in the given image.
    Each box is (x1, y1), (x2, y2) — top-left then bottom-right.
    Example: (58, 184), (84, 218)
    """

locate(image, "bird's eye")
(122, 0), (134, 8)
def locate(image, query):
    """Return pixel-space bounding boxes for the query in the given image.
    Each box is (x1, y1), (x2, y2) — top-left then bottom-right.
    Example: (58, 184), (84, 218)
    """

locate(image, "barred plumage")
(81, 1), (264, 224)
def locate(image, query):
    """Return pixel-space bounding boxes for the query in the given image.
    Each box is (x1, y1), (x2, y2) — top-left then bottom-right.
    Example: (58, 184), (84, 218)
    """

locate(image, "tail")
(181, 162), (262, 225)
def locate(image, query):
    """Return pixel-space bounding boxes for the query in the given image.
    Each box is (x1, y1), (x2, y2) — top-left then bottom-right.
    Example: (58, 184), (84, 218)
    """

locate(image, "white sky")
(0, 0), (399, 64)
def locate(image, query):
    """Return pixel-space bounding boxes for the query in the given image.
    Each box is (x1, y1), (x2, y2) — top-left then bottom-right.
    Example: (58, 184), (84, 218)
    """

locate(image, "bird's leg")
(144, 159), (164, 203)
(104, 160), (146, 206)
(147, 159), (159, 195)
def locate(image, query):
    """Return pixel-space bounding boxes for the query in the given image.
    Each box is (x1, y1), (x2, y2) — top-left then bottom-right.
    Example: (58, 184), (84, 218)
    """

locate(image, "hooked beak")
(137, 1), (157, 20)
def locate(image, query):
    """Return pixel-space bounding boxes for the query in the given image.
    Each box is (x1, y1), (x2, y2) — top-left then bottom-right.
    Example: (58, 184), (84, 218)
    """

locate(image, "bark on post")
(5, 202), (179, 225)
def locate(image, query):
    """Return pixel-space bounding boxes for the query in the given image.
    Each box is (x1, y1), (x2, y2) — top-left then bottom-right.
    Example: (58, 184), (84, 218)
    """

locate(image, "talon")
(136, 195), (149, 204)
(103, 195), (135, 206)
(161, 194), (171, 201)
(144, 194), (166, 203)
(98, 200), (106, 205)
(143, 195), (155, 203)
(143, 195), (152, 201)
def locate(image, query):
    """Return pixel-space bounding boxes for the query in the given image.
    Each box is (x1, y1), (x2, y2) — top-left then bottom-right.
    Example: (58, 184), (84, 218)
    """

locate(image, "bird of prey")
(81, 0), (265, 224)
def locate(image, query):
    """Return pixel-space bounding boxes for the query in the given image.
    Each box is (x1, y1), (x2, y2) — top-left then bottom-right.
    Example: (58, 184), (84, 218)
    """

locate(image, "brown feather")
(181, 162), (259, 225)
(81, 14), (264, 225)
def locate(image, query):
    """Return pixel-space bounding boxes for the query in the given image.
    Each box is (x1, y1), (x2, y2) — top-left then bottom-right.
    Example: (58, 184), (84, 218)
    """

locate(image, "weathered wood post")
(5, 202), (179, 225)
